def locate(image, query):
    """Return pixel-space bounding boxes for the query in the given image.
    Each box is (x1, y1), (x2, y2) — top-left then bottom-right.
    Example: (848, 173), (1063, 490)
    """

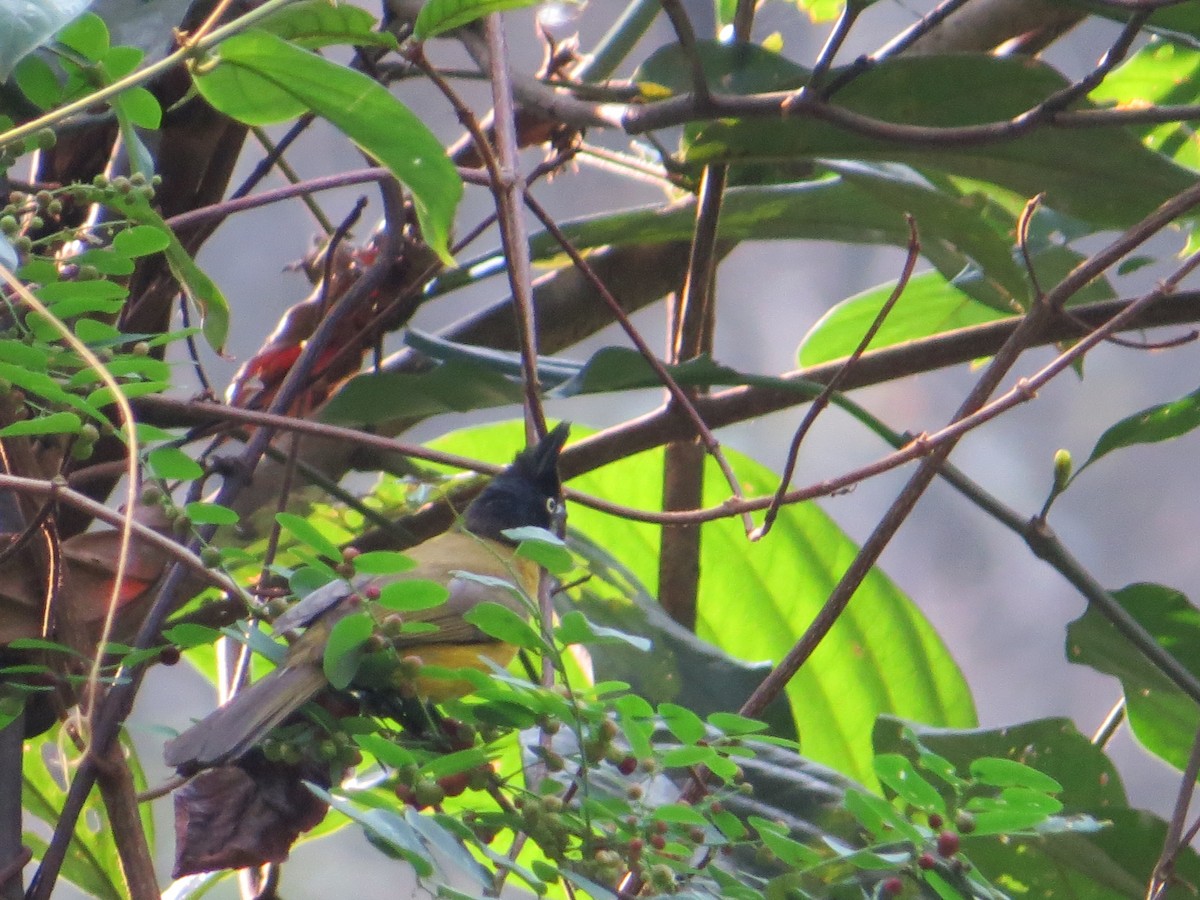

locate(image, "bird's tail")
(164, 663), (327, 773)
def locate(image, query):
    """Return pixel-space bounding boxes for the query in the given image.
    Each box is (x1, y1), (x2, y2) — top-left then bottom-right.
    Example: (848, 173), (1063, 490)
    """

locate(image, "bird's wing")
(387, 531), (541, 647)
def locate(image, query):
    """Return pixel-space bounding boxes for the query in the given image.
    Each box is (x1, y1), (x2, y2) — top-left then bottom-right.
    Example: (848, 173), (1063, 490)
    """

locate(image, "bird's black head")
(464, 422), (570, 542)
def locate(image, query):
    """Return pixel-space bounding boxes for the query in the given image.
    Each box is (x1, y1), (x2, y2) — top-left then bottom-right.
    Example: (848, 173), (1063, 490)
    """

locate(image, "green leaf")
(147, 446), (203, 481)
(118, 197), (229, 352)
(322, 611), (374, 689)
(36, 278), (127, 308)
(321, 358), (524, 425)
(276, 512), (343, 560)
(0, 3), (90, 80)
(874, 753), (946, 813)
(965, 787), (1063, 835)
(1078, 384), (1200, 476)
(160, 623), (221, 648)
(1066, 582), (1200, 771)
(659, 702), (707, 745)
(55, 12), (109, 62)
(553, 610), (652, 651)
(112, 86), (161, 129)
(653, 802), (709, 826)
(0, 411), (81, 436)
(12, 54), (62, 108)
(70, 250), (134, 277)
(661, 744), (717, 767)
(511, 529), (573, 575)
(353, 551), (417, 575)
(638, 44), (1195, 229)
(969, 757), (1062, 793)
(308, 786), (435, 876)
(413, 0), (542, 40)
(1090, 40), (1200, 171)
(462, 601), (545, 651)
(749, 817), (823, 867)
(436, 423), (974, 787)
(86, 380), (169, 407)
(517, 176), (1016, 289)
(377, 579), (450, 611)
(844, 789), (923, 842)
(22, 731), (124, 899)
(0, 339), (49, 370)
(112, 224), (171, 257)
(257, 0), (398, 49)
(184, 501), (239, 526)
(874, 717), (1127, 813)
(192, 30), (461, 262)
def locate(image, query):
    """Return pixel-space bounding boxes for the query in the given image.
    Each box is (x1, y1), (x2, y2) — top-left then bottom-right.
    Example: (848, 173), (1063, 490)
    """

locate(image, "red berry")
(882, 876), (904, 896)
(438, 772), (470, 798)
(937, 830), (960, 857)
(649, 834), (666, 851)
(617, 755), (638, 776)
(917, 852), (936, 870)
(927, 812), (943, 830)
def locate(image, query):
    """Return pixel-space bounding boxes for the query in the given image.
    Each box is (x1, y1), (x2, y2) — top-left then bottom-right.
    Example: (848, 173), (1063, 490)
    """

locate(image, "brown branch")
(93, 742), (157, 900)
(754, 215), (919, 540)
(520, 194), (748, 513)
(735, 181), (1200, 722)
(482, 13), (547, 439)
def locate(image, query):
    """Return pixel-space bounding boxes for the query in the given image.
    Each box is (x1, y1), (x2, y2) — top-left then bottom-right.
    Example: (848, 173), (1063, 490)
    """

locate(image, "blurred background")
(52, 0), (1200, 894)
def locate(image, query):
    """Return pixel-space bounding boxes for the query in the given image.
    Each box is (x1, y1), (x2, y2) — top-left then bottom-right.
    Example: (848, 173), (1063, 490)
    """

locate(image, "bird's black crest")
(464, 422), (570, 542)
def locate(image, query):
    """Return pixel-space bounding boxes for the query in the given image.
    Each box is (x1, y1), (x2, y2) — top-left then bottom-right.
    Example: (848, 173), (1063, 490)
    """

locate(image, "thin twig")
(521, 192), (751, 517)
(1147, 722), (1200, 899)
(658, 0), (710, 102)
(249, 125), (335, 234)
(788, 0), (865, 104)
(482, 13), (548, 439)
(1090, 699), (1125, 747)
(754, 215), (919, 540)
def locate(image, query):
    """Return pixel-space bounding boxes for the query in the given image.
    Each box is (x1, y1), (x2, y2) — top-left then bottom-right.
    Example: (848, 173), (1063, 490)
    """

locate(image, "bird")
(164, 422), (570, 774)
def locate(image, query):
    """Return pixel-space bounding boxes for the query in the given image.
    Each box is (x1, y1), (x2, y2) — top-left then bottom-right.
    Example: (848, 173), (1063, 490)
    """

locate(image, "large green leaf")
(1091, 39), (1200, 172)
(434, 422), (975, 788)
(257, 0), (398, 49)
(1066, 583), (1200, 771)
(23, 731), (125, 899)
(321, 338), (835, 426)
(513, 173), (1021, 303)
(413, 0), (542, 39)
(798, 244), (1115, 366)
(636, 43), (1196, 230)
(874, 716), (1200, 897)
(563, 531), (798, 739)
(192, 30), (461, 263)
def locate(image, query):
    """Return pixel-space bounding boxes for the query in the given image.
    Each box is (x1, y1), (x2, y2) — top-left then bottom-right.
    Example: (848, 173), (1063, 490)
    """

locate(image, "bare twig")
(482, 13), (547, 439)
(1148, 723), (1200, 899)
(754, 216), (919, 541)
(521, 193), (750, 516)
(658, 0), (710, 102)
